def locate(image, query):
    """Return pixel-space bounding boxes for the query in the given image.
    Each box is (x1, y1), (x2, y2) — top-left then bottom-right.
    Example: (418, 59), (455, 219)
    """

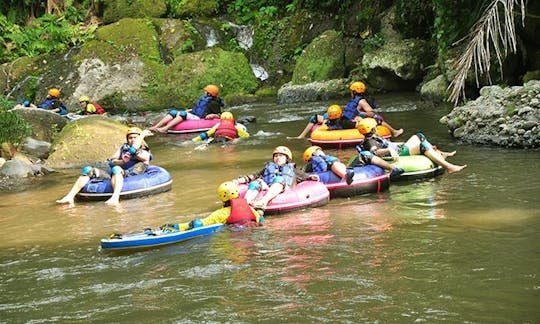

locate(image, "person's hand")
(141, 129), (153, 137)
(121, 153), (131, 163)
(309, 174), (320, 181)
(316, 114), (325, 123)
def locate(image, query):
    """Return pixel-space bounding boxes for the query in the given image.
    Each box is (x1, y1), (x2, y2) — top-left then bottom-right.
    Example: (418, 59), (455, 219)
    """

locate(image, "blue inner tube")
(311, 165), (389, 198)
(77, 165), (173, 200)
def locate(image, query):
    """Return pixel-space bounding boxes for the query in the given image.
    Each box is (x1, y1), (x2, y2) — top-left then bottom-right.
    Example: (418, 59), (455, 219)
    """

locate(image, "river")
(1, 93), (539, 322)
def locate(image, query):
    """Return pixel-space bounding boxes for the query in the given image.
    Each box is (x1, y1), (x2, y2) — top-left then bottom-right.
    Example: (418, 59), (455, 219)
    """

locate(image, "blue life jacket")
(343, 96), (363, 120)
(191, 95), (223, 118)
(310, 156), (331, 172)
(262, 161), (296, 186)
(118, 143), (152, 170)
(38, 98), (67, 115)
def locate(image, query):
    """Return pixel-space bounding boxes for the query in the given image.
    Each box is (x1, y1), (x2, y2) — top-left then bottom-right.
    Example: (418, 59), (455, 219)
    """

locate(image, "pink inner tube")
(167, 118), (220, 134)
(239, 180), (330, 214)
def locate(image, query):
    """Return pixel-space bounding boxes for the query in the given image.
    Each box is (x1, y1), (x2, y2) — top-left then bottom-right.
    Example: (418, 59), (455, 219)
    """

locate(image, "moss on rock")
(171, 0), (220, 18)
(148, 47), (258, 109)
(292, 30), (345, 85)
(103, 0), (167, 24)
(46, 116), (127, 168)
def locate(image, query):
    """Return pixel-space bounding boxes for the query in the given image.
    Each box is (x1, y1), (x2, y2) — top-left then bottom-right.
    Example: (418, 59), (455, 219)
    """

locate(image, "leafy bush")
(0, 97), (32, 145)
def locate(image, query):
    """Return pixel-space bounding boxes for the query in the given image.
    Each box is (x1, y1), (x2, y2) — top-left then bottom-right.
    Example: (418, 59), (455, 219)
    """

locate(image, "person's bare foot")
(105, 198), (120, 205)
(250, 200), (268, 209)
(56, 197), (74, 206)
(156, 127), (168, 133)
(447, 164), (467, 174)
(392, 128), (404, 137)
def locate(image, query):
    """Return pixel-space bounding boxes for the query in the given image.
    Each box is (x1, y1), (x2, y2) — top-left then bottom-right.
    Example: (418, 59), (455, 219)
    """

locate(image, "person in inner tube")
(357, 118), (467, 174)
(160, 181), (264, 233)
(56, 127), (153, 206)
(190, 111), (249, 144)
(149, 84), (224, 133)
(233, 146), (319, 210)
(302, 145), (355, 185)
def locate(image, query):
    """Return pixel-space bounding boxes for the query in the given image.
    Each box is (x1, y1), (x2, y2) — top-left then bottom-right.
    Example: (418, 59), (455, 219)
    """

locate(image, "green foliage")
(0, 13), (95, 64)
(363, 33), (386, 53)
(0, 97), (32, 145)
(393, 0), (434, 39)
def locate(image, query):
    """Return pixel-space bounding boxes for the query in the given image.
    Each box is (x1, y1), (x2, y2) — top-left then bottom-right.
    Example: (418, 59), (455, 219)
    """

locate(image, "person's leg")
(424, 149), (467, 173)
(105, 168), (125, 205)
(370, 155), (405, 177)
(382, 120), (403, 137)
(251, 183), (285, 208)
(410, 133), (466, 173)
(292, 122), (315, 139)
(157, 115), (185, 133)
(244, 180), (268, 204)
(330, 161), (355, 185)
(56, 175), (91, 206)
(149, 114), (173, 131)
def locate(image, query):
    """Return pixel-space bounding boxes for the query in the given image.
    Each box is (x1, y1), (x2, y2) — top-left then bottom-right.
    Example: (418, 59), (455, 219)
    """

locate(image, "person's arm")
(192, 124), (218, 142)
(234, 167), (265, 184)
(236, 124), (250, 138)
(295, 168), (319, 182)
(358, 98), (375, 116)
(204, 99), (222, 119)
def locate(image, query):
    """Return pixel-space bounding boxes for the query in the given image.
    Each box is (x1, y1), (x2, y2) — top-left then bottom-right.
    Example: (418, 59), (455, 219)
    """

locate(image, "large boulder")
(46, 116), (128, 168)
(12, 108), (67, 142)
(292, 30), (346, 85)
(277, 79), (349, 104)
(440, 80), (540, 148)
(103, 0), (167, 24)
(361, 38), (433, 91)
(20, 137), (52, 160)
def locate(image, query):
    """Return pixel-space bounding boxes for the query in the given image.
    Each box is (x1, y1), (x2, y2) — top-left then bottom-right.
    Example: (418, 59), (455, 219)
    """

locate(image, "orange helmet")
(48, 88), (60, 98)
(350, 81), (366, 94)
(327, 104), (342, 120)
(272, 146), (292, 160)
(303, 146), (321, 162)
(204, 84), (219, 97)
(221, 111), (234, 120)
(357, 118), (378, 135)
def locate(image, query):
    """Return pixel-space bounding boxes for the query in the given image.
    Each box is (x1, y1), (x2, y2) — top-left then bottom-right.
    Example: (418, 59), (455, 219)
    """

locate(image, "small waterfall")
(250, 64), (269, 81)
(192, 23), (220, 48)
(228, 22), (254, 50)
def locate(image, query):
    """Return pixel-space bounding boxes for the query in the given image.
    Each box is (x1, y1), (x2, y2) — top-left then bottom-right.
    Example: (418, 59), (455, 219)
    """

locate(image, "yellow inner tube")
(310, 124), (391, 141)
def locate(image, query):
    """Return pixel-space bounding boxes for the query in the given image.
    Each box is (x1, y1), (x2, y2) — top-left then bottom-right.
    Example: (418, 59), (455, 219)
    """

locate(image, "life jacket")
(38, 98), (67, 115)
(214, 119), (238, 139)
(191, 95), (214, 118)
(226, 198), (258, 225)
(326, 118), (344, 130)
(119, 143), (152, 170)
(343, 96), (362, 120)
(363, 136), (400, 154)
(263, 161), (296, 186)
(92, 101), (106, 114)
(309, 155), (331, 173)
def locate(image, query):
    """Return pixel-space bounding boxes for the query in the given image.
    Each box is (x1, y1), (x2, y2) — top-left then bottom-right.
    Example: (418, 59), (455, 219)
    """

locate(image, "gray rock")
(20, 137), (51, 159)
(0, 160), (33, 178)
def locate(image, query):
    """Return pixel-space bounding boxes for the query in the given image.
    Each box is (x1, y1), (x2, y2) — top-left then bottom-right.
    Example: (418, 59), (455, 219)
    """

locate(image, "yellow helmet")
(79, 95), (90, 102)
(221, 111), (234, 120)
(350, 81), (366, 94)
(126, 127), (142, 139)
(48, 88), (60, 98)
(217, 181), (239, 202)
(357, 118), (378, 135)
(204, 84), (219, 97)
(327, 104), (342, 120)
(303, 146), (321, 162)
(272, 146), (292, 160)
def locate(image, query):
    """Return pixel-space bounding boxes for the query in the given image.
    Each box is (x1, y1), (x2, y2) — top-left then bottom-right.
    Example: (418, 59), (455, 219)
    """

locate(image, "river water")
(1, 93), (539, 322)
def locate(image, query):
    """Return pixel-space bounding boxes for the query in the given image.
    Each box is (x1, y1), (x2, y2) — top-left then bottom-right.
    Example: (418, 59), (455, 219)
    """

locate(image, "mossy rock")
(103, 0), (167, 24)
(152, 19), (206, 60)
(46, 116), (127, 169)
(171, 0), (220, 18)
(292, 30), (345, 85)
(148, 47), (258, 109)
(1, 57), (46, 102)
(12, 108), (67, 142)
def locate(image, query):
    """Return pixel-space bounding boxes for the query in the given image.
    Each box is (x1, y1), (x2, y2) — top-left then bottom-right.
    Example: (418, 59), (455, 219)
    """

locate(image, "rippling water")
(1, 93), (539, 322)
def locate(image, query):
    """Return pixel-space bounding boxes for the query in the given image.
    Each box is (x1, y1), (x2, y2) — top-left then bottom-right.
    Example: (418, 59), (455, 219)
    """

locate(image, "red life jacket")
(92, 101), (106, 114)
(214, 119), (238, 139)
(226, 198), (258, 225)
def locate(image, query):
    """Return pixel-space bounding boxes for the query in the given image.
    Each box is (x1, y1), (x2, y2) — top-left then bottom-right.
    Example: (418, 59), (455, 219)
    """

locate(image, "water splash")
(228, 22), (253, 50)
(250, 64), (269, 81)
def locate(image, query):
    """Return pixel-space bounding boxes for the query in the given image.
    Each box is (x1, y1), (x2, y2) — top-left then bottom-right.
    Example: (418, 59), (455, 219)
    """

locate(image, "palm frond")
(447, 0), (526, 105)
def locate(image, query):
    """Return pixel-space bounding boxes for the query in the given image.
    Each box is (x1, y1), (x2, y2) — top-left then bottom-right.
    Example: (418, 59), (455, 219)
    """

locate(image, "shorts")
(399, 145), (411, 156)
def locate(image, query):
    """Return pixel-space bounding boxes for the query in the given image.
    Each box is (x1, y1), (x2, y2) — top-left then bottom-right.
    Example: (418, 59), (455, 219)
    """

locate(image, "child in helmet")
(37, 88), (68, 115)
(302, 146), (355, 185)
(56, 127), (153, 206)
(357, 118), (467, 174)
(289, 104), (356, 139)
(161, 181), (263, 232)
(233, 146), (318, 209)
(346, 81), (403, 137)
(13, 100), (36, 109)
(149, 84), (224, 133)
(191, 111), (249, 143)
